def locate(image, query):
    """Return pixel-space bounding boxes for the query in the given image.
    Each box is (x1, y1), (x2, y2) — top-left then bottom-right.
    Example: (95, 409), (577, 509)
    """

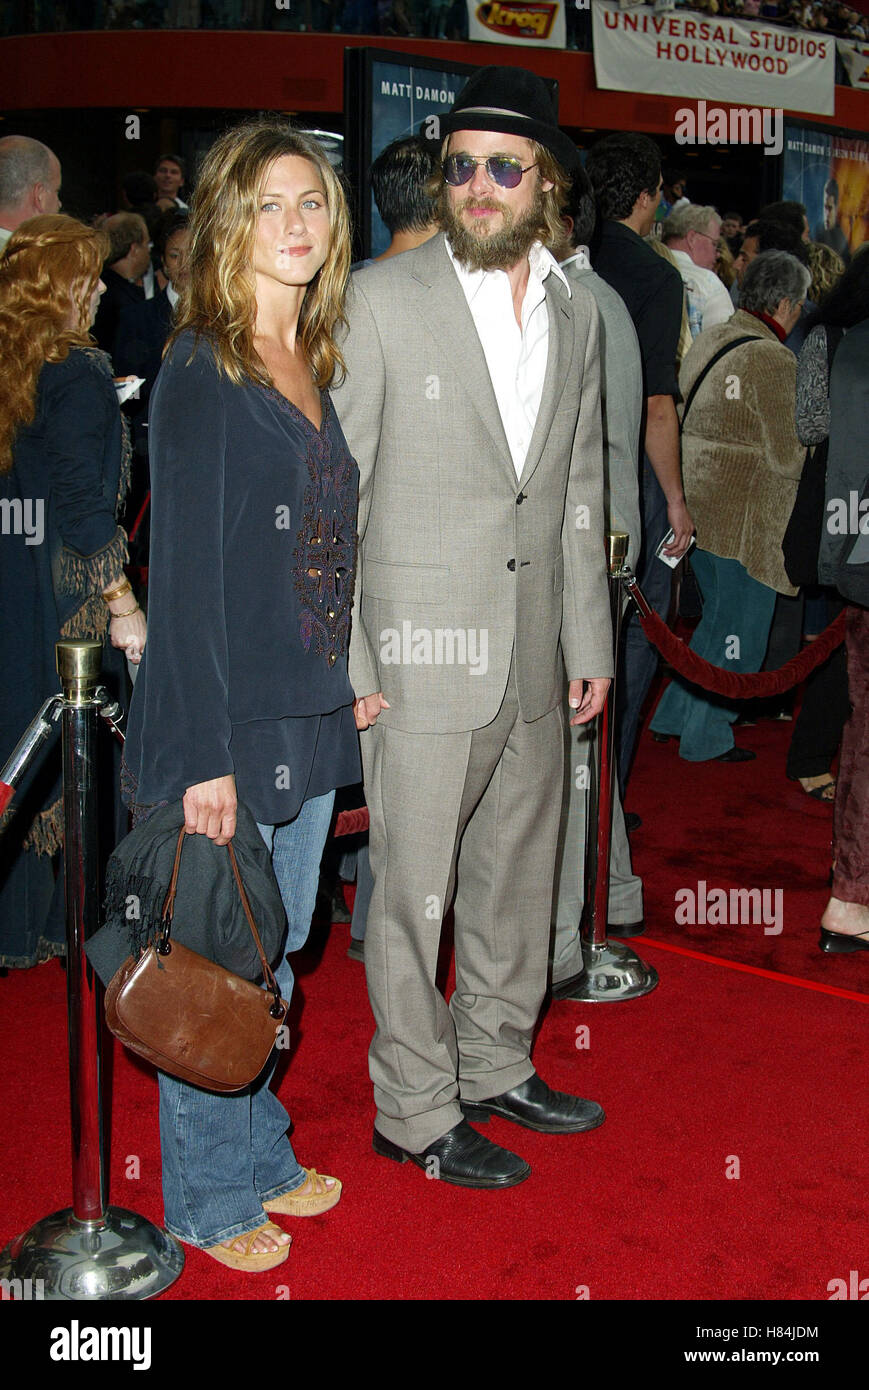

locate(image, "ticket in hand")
(655, 527), (696, 569)
(114, 376), (145, 405)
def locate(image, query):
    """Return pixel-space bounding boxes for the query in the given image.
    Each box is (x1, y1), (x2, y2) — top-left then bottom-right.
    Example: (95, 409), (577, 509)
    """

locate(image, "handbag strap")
(159, 828), (187, 927)
(226, 839), (279, 997)
(680, 335), (761, 433)
(159, 827), (282, 1006)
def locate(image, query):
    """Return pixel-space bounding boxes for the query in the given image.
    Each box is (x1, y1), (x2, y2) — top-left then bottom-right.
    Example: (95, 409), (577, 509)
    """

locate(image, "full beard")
(441, 184), (548, 272)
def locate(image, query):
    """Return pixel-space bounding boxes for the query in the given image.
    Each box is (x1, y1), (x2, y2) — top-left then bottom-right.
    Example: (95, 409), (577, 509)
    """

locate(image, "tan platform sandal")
(206, 1220), (291, 1271)
(263, 1168), (342, 1217)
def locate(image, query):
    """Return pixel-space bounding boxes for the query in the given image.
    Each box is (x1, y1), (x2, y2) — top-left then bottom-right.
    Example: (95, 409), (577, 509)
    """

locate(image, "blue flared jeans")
(157, 790), (335, 1249)
(650, 550), (777, 761)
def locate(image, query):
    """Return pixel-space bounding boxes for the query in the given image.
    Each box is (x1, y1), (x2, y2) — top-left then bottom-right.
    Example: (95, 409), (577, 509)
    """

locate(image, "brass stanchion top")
(56, 640), (102, 703)
(607, 532), (629, 575)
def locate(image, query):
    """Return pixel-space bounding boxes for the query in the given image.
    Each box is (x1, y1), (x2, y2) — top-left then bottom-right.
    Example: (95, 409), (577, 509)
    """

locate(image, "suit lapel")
(408, 237), (576, 493)
(517, 278), (572, 491)
(410, 237), (516, 490)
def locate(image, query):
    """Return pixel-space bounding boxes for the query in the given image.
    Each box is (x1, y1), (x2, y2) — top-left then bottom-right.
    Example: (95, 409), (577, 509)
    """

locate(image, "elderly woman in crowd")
(650, 251), (811, 761)
(0, 214), (144, 969)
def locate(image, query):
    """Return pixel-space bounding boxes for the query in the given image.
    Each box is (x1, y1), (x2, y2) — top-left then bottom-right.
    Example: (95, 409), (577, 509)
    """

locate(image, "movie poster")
(782, 123), (869, 262)
(368, 59), (471, 257)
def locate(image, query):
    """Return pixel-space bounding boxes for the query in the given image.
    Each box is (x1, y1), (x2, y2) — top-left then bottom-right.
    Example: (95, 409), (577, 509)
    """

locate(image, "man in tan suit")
(333, 68), (612, 1189)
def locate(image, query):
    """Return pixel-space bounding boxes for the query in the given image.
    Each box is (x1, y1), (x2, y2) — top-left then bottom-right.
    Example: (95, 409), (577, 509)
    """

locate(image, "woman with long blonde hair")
(123, 119), (358, 1273)
(0, 214), (145, 969)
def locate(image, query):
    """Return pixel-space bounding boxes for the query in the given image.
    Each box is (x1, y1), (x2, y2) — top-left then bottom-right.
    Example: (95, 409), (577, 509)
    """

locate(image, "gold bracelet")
(103, 580), (132, 603)
(110, 604), (140, 619)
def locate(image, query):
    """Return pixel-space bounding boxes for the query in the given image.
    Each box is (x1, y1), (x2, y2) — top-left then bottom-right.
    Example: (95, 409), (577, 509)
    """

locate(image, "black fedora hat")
(421, 66), (580, 177)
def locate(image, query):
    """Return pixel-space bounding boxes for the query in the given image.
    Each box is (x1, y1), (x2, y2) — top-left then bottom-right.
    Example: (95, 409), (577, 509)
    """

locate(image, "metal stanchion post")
(0, 696), (64, 819)
(570, 535), (659, 1002)
(0, 640), (183, 1299)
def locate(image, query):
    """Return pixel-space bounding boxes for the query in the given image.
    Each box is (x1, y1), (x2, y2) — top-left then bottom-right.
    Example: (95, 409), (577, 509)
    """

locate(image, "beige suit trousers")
(361, 656), (565, 1153)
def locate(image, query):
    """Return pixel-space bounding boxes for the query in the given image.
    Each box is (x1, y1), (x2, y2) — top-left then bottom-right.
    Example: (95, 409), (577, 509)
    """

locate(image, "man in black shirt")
(92, 212), (150, 360)
(586, 132), (694, 790)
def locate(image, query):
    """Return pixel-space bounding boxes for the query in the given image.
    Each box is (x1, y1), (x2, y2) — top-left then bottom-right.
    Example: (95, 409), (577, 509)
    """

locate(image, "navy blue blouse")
(124, 330), (360, 823)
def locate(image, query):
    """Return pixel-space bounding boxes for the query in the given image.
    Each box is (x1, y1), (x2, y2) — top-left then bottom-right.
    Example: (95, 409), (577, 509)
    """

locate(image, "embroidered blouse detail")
(265, 390), (358, 669)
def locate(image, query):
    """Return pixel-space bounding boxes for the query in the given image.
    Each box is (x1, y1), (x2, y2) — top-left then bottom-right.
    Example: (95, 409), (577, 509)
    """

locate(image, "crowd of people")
(2, 0), (485, 43)
(642, 0), (868, 39)
(0, 70), (866, 1279)
(6, 0), (869, 42)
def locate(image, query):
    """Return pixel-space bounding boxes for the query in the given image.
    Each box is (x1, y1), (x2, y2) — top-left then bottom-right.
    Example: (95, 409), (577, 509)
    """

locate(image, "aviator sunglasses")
(443, 153), (537, 190)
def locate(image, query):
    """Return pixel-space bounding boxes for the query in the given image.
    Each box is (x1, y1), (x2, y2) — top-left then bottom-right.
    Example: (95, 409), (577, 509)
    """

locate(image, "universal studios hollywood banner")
(592, 0), (835, 117)
(466, 0), (566, 49)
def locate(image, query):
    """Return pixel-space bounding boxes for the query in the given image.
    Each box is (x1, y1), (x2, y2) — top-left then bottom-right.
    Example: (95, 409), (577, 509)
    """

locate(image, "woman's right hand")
(109, 608), (147, 664)
(182, 775), (237, 845)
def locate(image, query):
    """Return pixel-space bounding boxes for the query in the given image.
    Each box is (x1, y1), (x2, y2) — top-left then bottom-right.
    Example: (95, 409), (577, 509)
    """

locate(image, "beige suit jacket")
(332, 232), (612, 734)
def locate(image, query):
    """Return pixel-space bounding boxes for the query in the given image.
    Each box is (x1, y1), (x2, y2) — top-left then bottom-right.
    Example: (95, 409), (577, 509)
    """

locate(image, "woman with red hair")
(0, 213), (145, 968)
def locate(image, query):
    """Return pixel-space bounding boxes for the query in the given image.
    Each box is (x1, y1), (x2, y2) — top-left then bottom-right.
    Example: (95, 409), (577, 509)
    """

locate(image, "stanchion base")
(0, 1206), (184, 1300)
(572, 938), (659, 1002)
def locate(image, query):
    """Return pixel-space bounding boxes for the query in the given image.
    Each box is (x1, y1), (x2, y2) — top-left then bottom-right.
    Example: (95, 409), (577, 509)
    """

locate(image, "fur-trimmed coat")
(679, 309), (805, 596)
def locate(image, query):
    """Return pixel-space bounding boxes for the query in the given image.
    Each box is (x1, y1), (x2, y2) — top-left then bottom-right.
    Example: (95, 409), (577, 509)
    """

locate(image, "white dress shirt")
(560, 246), (592, 274)
(446, 238), (571, 478)
(669, 246), (734, 334)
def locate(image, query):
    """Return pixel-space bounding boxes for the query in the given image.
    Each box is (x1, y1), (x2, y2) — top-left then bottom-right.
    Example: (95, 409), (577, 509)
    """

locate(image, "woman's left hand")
(109, 608), (147, 665)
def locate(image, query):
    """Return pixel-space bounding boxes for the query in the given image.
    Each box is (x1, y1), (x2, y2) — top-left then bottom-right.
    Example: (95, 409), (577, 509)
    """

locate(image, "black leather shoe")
(716, 746), (756, 762)
(372, 1119), (530, 1188)
(461, 1074), (605, 1134)
(551, 969), (586, 1000)
(819, 927), (869, 954)
(550, 975), (590, 1002)
(610, 919), (645, 939)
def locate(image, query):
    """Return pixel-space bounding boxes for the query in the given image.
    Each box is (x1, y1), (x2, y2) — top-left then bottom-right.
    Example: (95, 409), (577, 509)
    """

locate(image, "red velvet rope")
(334, 806), (370, 838)
(639, 608), (846, 699)
(331, 611), (846, 838)
(128, 490), (150, 543)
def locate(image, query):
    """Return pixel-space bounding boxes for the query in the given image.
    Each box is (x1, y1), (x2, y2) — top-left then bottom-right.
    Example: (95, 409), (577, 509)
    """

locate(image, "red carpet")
(627, 711), (860, 988)
(1, 712), (866, 1302)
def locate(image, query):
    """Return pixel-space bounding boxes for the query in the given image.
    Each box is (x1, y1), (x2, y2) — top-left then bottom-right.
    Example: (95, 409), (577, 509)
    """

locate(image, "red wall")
(1, 31), (867, 134)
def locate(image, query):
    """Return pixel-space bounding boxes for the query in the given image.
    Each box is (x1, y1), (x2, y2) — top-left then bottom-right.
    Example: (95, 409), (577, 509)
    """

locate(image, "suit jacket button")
(516, 492), (525, 505)
(506, 558), (516, 572)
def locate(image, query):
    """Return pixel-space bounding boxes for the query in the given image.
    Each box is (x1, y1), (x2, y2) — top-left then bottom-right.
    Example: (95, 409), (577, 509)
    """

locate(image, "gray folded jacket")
(85, 800), (287, 988)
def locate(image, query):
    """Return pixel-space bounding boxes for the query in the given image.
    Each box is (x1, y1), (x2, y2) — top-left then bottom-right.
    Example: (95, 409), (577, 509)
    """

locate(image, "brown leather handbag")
(104, 827), (288, 1093)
